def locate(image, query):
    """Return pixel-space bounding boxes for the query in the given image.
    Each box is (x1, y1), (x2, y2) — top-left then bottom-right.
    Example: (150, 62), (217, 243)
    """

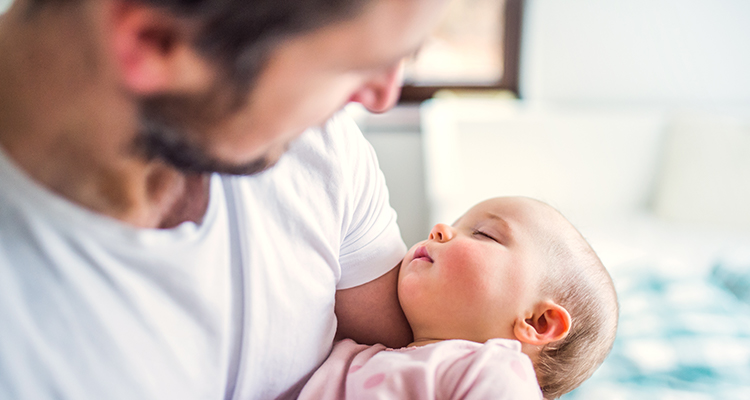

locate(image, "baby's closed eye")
(472, 230), (499, 242)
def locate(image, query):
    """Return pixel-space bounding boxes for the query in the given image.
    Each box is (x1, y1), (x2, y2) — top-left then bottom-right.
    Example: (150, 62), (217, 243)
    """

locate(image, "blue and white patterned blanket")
(562, 258), (750, 400)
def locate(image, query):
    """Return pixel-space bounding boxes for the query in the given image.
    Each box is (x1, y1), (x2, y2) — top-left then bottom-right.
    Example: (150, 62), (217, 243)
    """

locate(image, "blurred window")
(399, 0), (523, 102)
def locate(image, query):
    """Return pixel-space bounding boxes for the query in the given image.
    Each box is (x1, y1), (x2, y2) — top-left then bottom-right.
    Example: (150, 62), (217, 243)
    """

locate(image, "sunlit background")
(3, 0), (750, 398)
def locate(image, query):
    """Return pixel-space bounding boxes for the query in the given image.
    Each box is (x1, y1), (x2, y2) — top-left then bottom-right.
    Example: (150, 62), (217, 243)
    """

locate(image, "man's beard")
(133, 94), (276, 176)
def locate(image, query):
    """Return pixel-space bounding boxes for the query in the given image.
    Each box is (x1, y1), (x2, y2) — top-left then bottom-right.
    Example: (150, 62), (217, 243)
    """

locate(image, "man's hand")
(334, 262), (413, 348)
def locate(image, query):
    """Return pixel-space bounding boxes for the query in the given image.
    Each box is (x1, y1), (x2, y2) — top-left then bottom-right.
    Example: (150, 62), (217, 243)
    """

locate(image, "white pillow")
(653, 112), (750, 230)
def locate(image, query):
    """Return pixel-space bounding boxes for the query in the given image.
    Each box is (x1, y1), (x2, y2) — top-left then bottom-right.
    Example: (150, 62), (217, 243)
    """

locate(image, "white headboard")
(421, 98), (666, 227)
(421, 98), (750, 232)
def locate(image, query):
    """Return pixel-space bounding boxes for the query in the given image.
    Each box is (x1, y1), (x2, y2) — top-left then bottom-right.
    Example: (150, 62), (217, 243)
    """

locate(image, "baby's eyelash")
(472, 230), (495, 241)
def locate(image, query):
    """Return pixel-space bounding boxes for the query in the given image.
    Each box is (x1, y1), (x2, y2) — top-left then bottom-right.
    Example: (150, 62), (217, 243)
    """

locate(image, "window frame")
(398, 0), (524, 103)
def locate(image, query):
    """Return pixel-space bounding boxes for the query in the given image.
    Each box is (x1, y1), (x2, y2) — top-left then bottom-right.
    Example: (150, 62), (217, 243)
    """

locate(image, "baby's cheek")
(441, 242), (475, 266)
(441, 244), (491, 292)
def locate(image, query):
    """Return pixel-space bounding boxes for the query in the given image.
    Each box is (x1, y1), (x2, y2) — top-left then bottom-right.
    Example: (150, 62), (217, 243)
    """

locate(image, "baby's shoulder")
(437, 339), (543, 399)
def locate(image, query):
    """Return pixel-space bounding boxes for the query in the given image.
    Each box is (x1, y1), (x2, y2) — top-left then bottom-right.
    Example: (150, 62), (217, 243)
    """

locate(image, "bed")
(420, 98), (750, 399)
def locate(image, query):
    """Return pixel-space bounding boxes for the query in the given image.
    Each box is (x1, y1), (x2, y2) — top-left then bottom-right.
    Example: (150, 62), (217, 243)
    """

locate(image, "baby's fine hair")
(532, 206), (619, 399)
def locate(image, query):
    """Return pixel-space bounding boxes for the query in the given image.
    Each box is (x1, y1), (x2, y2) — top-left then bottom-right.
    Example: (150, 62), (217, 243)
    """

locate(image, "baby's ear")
(513, 301), (571, 346)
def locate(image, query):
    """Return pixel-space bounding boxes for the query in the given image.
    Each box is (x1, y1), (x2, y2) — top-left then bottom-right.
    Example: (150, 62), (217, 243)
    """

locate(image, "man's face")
(137, 0), (448, 175)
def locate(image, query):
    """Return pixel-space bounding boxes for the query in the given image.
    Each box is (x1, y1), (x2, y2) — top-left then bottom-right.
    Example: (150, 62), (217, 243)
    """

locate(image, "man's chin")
(181, 156), (276, 176)
(160, 148), (278, 176)
(134, 125), (277, 176)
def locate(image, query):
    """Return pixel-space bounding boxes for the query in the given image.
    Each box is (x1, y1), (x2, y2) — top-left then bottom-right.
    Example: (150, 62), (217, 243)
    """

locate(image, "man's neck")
(0, 3), (210, 229)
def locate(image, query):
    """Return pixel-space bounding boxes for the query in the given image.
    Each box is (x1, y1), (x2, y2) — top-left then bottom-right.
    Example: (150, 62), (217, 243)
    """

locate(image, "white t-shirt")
(0, 112), (407, 400)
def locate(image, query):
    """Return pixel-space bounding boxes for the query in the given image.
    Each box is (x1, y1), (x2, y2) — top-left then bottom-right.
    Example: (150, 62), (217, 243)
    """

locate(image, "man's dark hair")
(31, 0), (373, 92)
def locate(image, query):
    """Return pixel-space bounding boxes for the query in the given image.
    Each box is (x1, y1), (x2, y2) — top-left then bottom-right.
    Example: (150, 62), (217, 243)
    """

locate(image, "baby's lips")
(413, 246), (433, 263)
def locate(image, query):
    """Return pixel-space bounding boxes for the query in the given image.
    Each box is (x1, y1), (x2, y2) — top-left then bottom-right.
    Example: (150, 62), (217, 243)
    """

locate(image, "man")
(0, 0), (448, 398)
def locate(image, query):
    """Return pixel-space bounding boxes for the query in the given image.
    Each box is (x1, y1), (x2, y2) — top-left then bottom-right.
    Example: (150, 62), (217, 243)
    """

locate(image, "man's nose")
(349, 60), (405, 114)
(428, 223), (454, 243)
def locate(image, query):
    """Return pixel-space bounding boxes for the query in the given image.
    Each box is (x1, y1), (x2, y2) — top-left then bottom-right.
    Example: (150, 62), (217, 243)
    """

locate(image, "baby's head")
(398, 197), (618, 399)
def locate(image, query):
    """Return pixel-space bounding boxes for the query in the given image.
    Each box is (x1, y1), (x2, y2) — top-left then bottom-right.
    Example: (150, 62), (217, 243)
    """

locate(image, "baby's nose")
(429, 223), (454, 242)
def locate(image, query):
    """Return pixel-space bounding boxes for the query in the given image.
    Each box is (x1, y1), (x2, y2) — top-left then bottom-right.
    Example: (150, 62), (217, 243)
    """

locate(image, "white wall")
(521, 0), (750, 107)
(0, 0), (11, 14)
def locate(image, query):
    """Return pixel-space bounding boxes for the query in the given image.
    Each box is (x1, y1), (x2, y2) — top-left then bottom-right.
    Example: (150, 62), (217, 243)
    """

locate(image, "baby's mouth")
(413, 246), (433, 263)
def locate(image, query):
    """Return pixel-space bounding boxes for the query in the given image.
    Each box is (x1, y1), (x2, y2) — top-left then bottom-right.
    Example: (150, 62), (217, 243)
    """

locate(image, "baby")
(299, 197), (619, 399)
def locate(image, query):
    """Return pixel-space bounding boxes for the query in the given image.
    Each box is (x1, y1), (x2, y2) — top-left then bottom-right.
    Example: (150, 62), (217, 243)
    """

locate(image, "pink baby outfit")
(298, 338), (543, 400)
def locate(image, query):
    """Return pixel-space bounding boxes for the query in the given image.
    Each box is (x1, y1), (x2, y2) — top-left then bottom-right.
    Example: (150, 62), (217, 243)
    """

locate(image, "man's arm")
(334, 262), (413, 348)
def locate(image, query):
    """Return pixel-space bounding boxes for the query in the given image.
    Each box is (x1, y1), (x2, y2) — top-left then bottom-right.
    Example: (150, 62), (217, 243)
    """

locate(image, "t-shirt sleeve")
(329, 112), (407, 290)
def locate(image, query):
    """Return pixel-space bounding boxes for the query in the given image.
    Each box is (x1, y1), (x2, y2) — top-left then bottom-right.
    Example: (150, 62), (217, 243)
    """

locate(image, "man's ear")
(109, 1), (216, 95)
(513, 301), (571, 346)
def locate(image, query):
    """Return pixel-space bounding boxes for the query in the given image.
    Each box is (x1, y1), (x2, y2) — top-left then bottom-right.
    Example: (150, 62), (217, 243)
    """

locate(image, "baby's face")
(398, 197), (556, 344)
